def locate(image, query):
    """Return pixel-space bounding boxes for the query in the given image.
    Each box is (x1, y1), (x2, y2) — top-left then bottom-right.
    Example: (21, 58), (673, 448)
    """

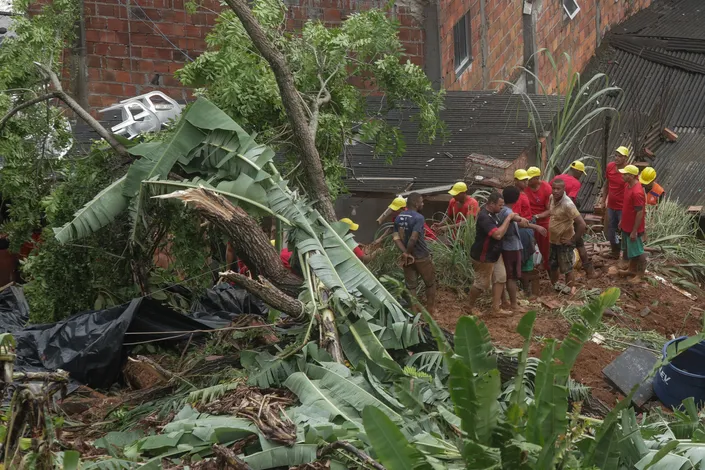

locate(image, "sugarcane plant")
(498, 50), (623, 180)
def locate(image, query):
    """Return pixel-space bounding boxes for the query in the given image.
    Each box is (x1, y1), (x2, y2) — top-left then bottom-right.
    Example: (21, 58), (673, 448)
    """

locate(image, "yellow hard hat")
(388, 196), (407, 211)
(340, 218), (359, 231)
(639, 167), (657, 185)
(270, 239), (276, 246)
(448, 182), (468, 196)
(570, 160), (586, 172)
(527, 167), (541, 178)
(514, 169), (530, 180)
(618, 164), (639, 176)
(615, 146), (630, 157)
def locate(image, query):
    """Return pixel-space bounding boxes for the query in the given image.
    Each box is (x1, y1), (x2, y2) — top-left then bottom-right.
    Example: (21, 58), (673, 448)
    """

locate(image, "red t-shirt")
(525, 181), (552, 225)
(621, 182), (646, 234)
(353, 246), (365, 259)
(606, 162), (626, 211)
(550, 174), (581, 200)
(280, 248), (292, 269)
(514, 192), (533, 219)
(446, 197), (479, 222)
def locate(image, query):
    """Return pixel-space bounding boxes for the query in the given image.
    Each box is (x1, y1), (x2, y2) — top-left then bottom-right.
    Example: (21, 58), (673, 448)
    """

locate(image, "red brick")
(88, 68), (102, 80)
(106, 18), (128, 31)
(87, 56), (102, 68)
(93, 43), (129, 57)
(114, 71), (131, 83)
(138, 60), (155, 72)
(184, 25), (202, 38)
(123, 84), (137, 96)
(323, 8), (341, 23)
(96, 3), (116, 17)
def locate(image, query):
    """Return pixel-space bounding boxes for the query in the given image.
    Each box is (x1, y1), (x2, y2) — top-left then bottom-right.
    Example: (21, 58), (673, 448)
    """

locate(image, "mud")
(431, 259), (701, 408)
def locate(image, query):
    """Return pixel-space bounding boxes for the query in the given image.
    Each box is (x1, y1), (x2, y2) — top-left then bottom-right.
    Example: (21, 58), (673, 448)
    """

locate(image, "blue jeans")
(607, 208), (622, 249)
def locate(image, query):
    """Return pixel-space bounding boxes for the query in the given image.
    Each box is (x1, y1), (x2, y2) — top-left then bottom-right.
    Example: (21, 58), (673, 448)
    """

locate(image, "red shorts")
(502, 250), (522, 280)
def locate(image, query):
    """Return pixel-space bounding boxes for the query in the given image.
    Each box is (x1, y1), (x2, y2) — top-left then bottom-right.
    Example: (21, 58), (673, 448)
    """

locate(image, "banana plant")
(54, 97), (422, 373)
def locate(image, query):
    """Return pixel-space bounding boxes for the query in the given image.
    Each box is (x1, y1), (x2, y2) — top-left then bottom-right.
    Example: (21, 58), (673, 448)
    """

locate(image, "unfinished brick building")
(0, 0), (654, 110)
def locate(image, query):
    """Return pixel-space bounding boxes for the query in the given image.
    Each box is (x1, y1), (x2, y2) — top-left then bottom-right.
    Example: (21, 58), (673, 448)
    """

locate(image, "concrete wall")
(439, 0), (651, 93)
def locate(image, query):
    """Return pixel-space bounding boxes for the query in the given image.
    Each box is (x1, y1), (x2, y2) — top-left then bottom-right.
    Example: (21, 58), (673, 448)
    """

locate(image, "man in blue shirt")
(393, 192), (436, 314)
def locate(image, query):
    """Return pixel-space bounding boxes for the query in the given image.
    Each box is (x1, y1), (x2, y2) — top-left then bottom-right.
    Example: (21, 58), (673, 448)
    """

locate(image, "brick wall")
(439, 0), (651, 93)
(77, 0), (424, 110)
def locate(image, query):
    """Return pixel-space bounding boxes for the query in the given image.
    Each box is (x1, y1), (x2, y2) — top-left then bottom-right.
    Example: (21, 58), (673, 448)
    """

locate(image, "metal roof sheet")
(345, 92), (562, 194)
(556, 0), (705, 211)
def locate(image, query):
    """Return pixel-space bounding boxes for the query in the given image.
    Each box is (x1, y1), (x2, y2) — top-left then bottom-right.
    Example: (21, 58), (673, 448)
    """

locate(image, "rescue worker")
(524, 166), (552, 269)
(513, 169), (533, 219)
(432, 182), (479, 235)
(598, 146), (629, 259)
(340, 218), (377, 263)
(618, 165), (648, 282)
(639, 167), (665, 205)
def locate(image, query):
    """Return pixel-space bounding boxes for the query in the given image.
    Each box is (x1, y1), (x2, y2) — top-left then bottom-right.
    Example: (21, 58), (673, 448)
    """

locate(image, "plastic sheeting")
(1, 283), (268, 389)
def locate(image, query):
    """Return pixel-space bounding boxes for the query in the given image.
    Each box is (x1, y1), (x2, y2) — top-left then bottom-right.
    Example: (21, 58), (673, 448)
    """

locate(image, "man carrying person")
(393, 193), (436, 314)
(467, 192), (520, 315)
(499, 186), (548, 310)
(618, 165), (648, 282)
(550, 160), (596, 278)
(432, 181), (479, 235)
(513, 169), (533, 219)
(544, 178), (587, 290)
(598, 146), (629, 259)
(524, 166), (552, 268)
(639, 167), (665, 206)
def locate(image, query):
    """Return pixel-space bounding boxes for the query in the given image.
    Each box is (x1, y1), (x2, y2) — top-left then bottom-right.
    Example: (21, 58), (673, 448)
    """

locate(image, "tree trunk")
(159, 188), (303, 297)
(221, 271), (305, 319)
(221, 0), (337, 222)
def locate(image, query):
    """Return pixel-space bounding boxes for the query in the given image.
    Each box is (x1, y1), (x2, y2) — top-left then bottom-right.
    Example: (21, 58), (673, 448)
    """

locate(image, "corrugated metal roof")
(652, 133), (705, 207)
(345, 92), (562, 194)
(557, 0), (705, 211)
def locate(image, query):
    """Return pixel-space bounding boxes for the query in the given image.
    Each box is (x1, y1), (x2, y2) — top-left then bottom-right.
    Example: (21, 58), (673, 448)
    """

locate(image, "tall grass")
(646, 199), (705, 283)
(368, 216), (477, 291)
(429, 216), (476, 290)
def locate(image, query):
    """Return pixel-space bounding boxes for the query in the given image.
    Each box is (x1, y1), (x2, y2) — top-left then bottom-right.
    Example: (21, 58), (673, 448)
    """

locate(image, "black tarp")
(1, 283), (268, 389)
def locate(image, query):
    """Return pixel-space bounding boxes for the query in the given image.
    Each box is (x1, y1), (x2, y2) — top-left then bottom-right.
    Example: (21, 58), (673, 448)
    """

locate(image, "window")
(453, 13), (472, 75)
(563, 0), (580, 19)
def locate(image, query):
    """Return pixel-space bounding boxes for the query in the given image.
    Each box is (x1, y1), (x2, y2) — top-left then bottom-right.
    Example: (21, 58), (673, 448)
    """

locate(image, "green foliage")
(178, 0), (444, 198)
(0, 0), (79, 249)
(500, 51), (622, 180)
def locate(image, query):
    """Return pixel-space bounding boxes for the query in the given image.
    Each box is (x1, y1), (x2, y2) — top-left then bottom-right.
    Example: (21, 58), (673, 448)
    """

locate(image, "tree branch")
(221, 0), (337, 221)
(0, 92), (60, 130)
(318, 441), (386, 470)
(221, 271), (305, 320)
(32, 62), (130, 159)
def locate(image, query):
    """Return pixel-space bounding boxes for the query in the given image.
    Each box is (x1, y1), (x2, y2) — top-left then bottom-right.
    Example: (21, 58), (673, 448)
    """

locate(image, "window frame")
(453, 12), (473, 76)
(562, 0), (581, 20)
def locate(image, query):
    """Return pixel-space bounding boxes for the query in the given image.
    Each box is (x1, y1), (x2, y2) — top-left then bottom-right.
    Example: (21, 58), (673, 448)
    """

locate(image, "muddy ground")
(431, 258), (702, 407)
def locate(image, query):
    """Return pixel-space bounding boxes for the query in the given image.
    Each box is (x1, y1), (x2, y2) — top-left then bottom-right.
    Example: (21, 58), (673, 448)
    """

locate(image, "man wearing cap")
(524, 166), (552, 269)
(393, 193), (436, 314)
(513, 169), (533, 219)
(599, 146), (629, 259)
(639, 167), (665, 206)
(618, 165), (647, 282)
(550, 160), (596, 278)
(432, 182), (479, 234)
(340, 218), (377, 263)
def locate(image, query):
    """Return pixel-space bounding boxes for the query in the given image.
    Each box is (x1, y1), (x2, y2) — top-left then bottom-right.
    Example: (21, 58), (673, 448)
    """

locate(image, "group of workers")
(235, 145), (664, 317)
(380, 145), (665, 315)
